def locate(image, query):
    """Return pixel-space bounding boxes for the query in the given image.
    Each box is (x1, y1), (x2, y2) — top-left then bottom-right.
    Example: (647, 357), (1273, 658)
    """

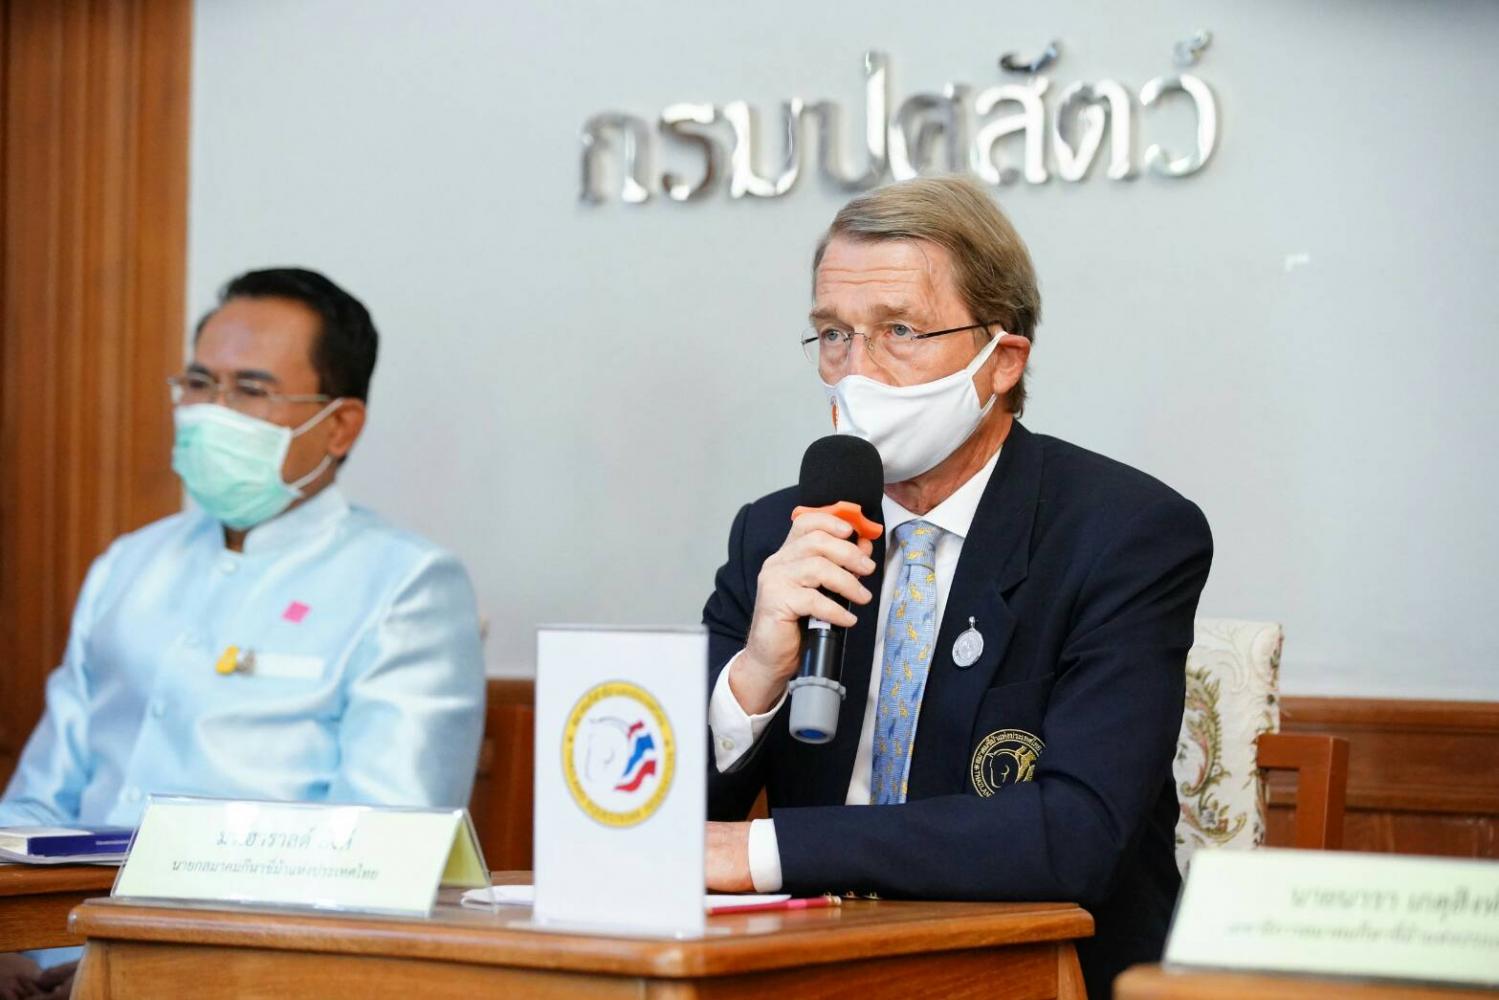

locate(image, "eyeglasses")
(801, 321), (994, 374)
(167, 371), (329, 419)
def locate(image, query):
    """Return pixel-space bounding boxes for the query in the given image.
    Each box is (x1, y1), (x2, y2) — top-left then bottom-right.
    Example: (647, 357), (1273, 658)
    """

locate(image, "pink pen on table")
(707, 894), (842, 916)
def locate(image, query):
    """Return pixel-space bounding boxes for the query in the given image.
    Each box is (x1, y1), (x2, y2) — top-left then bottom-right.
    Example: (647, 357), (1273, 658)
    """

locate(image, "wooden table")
(1116, 964), (1499, 999)
(68, 875), (1093, 999)
(0, 863), (117, 950)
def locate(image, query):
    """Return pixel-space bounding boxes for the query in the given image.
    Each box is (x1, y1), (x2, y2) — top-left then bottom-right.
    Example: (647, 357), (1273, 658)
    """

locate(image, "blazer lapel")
(907, 421), (1042, 798)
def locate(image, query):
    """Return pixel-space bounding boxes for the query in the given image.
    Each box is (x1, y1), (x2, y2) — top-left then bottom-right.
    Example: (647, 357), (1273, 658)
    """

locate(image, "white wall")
(189, 0), (1499, 699)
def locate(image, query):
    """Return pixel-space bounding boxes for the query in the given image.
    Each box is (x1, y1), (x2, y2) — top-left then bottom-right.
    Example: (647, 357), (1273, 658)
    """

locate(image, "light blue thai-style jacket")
(0, 485), (485, 827)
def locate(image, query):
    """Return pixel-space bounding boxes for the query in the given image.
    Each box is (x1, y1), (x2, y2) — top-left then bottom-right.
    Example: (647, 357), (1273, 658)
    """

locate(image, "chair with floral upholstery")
(1173, 618), (1348, 874)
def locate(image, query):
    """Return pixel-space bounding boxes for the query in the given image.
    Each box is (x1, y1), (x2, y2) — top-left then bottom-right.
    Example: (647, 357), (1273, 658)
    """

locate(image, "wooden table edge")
(69, 898), (1094, 978)
(0, 864), (119, 950)
(0, 864), (118, 896)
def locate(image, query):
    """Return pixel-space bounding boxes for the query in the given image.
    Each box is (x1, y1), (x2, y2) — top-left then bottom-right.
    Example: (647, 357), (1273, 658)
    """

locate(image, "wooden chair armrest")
(1256, 732), (1349, 850)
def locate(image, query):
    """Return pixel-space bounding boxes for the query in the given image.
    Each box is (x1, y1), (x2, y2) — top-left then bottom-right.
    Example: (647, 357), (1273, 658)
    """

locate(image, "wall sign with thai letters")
(581, 38), (1220, 204)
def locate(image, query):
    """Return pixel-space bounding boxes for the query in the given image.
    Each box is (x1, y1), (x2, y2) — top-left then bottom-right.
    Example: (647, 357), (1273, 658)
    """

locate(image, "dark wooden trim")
(1282, 696), (1499, 732)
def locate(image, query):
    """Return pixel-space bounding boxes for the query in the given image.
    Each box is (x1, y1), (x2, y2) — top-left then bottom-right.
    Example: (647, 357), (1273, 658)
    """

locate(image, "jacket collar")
(230, 485), (351, 556)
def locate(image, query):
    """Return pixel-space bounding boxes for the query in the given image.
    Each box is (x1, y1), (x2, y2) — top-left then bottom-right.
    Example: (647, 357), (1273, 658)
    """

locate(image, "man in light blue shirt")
(0, 267), (484, 832)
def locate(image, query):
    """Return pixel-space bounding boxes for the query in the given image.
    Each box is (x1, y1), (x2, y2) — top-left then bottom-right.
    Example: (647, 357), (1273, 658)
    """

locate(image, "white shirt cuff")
(707, 651), (787, 773)
(747, 818), (783, 893)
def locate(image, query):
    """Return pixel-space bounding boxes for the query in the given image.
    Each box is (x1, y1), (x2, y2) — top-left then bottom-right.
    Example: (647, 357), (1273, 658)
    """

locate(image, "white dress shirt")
(708, 448), (1002, 890)
(0, 485), (487, 828)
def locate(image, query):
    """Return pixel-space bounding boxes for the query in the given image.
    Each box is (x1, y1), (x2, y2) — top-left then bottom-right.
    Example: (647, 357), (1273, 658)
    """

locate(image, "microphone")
(787, 435), (885, 744)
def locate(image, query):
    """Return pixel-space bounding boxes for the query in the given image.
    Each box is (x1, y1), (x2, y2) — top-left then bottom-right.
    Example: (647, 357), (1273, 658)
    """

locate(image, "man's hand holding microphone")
(707, 436), (884, 893)
(729, 509), (877, 715)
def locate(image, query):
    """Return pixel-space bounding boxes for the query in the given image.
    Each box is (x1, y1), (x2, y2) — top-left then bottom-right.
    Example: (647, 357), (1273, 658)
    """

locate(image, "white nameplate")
(533, 625), (706, 938)
(1167, 848), (1499, 988)
(112, 797), (489, 916)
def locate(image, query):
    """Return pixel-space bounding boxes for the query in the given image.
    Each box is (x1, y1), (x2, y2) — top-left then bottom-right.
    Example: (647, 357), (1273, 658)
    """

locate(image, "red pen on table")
(707, 894), (842, 916)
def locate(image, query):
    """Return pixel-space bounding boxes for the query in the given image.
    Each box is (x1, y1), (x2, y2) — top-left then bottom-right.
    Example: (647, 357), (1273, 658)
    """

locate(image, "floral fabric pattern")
(1173, 618), (1284, 875)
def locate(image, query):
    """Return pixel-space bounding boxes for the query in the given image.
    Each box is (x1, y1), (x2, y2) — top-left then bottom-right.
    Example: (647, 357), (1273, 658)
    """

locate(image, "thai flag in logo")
(613, 720), (657, 793)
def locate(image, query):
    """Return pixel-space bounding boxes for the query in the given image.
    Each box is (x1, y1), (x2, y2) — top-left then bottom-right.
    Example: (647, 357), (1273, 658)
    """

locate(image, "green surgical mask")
(171, 402), (341, 530)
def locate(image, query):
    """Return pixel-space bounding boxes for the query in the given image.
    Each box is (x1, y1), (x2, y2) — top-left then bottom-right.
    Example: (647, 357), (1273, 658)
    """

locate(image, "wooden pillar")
(0, 0), (190, 785)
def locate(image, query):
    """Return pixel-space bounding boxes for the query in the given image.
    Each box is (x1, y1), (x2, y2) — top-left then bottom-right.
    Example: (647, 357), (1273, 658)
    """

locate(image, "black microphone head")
(798, 435), (885, 525)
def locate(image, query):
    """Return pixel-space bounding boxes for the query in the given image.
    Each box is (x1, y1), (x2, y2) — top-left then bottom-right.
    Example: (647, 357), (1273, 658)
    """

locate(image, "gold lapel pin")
(214, 645), (255, 676)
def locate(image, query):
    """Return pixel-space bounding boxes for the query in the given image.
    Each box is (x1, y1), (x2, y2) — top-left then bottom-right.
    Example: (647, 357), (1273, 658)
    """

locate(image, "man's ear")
(987, 334), (1031, 404)
(327, 400), (367, 460)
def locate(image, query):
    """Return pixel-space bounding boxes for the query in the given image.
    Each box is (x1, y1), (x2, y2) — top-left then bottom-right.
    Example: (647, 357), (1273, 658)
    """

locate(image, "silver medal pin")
(952, 617), (984, 668)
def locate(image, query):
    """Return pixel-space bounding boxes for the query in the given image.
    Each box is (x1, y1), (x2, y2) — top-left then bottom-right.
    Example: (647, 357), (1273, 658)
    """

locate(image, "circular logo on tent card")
(562, 681), (675, 828)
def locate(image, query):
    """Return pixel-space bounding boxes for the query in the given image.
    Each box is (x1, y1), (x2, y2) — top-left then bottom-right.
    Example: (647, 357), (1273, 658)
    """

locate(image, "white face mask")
(822, 334), (1001, 483)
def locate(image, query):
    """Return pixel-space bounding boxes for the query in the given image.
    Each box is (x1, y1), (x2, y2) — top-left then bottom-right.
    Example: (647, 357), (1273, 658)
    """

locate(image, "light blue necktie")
(870, 519), (942, 805)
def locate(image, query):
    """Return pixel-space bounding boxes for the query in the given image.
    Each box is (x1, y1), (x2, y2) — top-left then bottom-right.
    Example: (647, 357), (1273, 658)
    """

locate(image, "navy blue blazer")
(703, 421), (1212, 998)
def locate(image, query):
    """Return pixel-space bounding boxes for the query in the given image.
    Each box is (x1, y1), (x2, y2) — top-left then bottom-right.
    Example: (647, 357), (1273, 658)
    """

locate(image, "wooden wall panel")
(0, 0), (190, 787)
(1267, 697), (1499, 856)
(469, 679), (535, 870)
(472, 682), (1499, 867)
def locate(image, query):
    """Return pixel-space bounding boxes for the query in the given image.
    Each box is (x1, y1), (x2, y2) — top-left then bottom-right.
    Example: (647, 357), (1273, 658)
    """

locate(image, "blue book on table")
(0, 825), (135, 858)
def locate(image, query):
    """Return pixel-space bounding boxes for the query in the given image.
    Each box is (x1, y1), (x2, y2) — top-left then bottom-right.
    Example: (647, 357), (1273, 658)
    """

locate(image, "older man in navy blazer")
(701, 176), (1212, 998)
